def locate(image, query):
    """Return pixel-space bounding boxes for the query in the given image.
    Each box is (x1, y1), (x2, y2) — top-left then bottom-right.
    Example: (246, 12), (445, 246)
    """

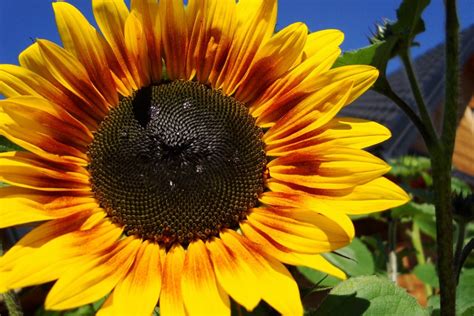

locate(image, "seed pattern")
(88, 81), (266, 247)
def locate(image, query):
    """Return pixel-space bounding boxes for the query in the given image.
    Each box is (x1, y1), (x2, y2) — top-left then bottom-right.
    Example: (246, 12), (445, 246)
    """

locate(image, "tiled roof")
(341, 25), (474, 159)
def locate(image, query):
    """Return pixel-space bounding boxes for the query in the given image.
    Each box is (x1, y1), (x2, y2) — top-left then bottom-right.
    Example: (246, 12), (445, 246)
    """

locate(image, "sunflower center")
(88, 81), (266, 247)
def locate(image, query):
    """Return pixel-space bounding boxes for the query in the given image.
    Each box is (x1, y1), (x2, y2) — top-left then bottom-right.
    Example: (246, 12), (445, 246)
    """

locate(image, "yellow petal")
(0, 95), (92, 143)
(124, 11), (150, 87)
(108, 241), (162, 316)
(245, 210), (350, 253)
(186, 0), (236, 83)
(267, 146), (391, 189)
(18, 42), (57, 84)
(0, 96), (92, 164)
(238, 221), (347, 280)
(3, 217), (122, 291)
(45, 237), (140, 310)
(53, 1), (118, 106)
(266, 117), (391, 156)
(313, 65), (379, 105)
(220, 230), (303, 316)
(250, 30), (343, 121)
(0, 122), (87, 165)
(263, 80), (353, 144)
(130, 0), (162, 82)
(93, 0), (137, 91)
(0, 65), (50, 98)
(0, 64), (99, 129)
(0, 151), (89, 191)
(215, 0), (277, 94)
(160, 0), (188, 80)
(293, 29), (344, 66)
(256, 206), (354, 241)
(0, 187), (97, 228)
(0, 211), (96, 271)
(182, 240), (230, 315)
(266, 177), (410, 214)
(207, 237), (261, 311)
(235, 22), (308, 103)
(36, 40), (109, 116)
(160, 245), (186, 316)
(255, 65), (377, 128)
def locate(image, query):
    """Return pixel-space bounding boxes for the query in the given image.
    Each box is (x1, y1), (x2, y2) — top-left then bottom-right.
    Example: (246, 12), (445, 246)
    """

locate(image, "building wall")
(453, 54), (474, 176)
(453, 99), (474, 176)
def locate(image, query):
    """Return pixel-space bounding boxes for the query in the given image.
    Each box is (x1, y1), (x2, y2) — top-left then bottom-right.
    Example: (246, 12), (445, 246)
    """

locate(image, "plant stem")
(399, 52), (439, 145)
(411, 221), (433, 297)
(378, 85), (434, 147)
(411, 221), (426, 265)
(454, 221), (466, 275)
(442, 0), (461, 155)
(432, 1), (460, 315)
(395, 1), (459, 313)
(456, 238), (474, 283)
(430, 150), (455, 316)
(387, 216), (398, 283)
(2, 292), (23, 316)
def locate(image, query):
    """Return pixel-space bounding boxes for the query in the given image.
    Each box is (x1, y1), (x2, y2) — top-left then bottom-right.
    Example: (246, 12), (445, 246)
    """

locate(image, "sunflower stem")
(430, 1), (459, 314)
(430, 146), (456, 316)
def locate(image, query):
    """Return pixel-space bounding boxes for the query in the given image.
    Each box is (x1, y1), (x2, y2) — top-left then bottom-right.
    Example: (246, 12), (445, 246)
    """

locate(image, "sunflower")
(0, 0), (409, 315)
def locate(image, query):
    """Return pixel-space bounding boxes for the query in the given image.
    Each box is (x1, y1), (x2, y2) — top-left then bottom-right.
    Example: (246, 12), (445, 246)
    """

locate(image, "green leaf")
(413, 263), (439, 288)
(298, 238), (375, 288)
(91, 296), (106, 311)
(34, 309), (62, 316)
(392, 202), (436, 239)
(35, 297), (106, 316)
(333, 0), (430, 93)
(427, 269), (474, 315)
(426, 295), (440, 316)
(63, 306), (96, 316)
(451, 177), (472, 196)
(297, 266), (341, 288)
(0, 136), (21, 152)
(314, 276), (427, 316)
(35, 306), (95, 316)
(391, 0), (430, 49)
(360, 235), (388, 274)
(389, 156), (431, 179)
(334, 39), (397, 76)
(457, 269), (474, 314)
(413, 212), (436, 240)
(391, 203), (420, 219)
(333, 39), (397, 91)
(323, 238), (375, 277)
(461, 306), (474, 316)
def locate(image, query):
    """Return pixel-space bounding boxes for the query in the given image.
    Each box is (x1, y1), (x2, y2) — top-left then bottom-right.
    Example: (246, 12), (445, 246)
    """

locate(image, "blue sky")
(0, 0), (473, 73)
